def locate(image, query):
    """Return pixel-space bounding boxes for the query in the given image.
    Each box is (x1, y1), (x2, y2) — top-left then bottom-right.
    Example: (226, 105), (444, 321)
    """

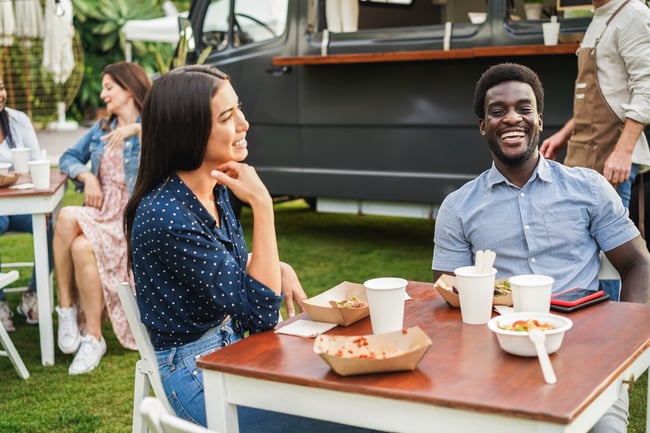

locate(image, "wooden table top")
(0, 169), (67, 198)
(198, 281), (650, 425)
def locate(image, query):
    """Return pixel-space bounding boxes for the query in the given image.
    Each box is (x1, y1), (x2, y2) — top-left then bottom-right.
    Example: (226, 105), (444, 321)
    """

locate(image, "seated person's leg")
(600, 280), (620, 302)
(6, 214), (50, 324)
(589, 388), (629, 433)
(0, 215), (14, 330)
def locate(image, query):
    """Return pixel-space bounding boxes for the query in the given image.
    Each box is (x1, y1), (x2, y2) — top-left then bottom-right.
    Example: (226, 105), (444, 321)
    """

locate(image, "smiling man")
(432, 63), (650, 432)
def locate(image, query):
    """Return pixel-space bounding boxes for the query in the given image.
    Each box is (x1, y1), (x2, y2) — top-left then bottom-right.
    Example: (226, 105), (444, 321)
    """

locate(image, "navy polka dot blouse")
(131, 174), (283, 350)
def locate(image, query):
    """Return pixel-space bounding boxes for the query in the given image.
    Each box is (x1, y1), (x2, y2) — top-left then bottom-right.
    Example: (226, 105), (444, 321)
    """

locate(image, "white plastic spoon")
(483, 249), (496, 274)
(475, 250), (484, 273)
(528, 325), (557, 384)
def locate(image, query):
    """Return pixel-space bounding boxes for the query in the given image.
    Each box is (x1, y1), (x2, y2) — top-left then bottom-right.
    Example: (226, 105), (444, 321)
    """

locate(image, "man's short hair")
(473, 63), (544, 119)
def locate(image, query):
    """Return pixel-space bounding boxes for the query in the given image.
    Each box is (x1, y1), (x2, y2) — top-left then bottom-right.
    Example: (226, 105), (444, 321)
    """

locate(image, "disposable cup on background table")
(28, 160), (51, 190)
(454, 265), (497, 325)
(0, 162), (10, 175)
(11, 148), (30, 174)
(509, 274), (554, 313)
(542, 16), (559, 46)
(364, 277), (408, 334)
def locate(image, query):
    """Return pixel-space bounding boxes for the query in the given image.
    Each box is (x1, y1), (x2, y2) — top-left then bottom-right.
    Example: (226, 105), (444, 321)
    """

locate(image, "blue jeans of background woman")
(616, 163), (639, 209)
(0, 214), (54, 300)
(155, 320), (383, 433)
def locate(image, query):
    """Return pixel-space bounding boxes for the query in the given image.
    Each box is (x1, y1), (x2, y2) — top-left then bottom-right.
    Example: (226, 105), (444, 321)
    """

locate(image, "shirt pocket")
(542, 208), (590, 261)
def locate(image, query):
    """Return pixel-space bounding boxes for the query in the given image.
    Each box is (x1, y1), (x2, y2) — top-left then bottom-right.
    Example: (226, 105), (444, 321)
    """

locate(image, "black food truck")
(179, 0), (594, 218)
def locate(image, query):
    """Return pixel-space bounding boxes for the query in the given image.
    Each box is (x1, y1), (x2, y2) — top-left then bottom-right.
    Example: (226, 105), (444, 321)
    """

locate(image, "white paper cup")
(28, 160), (51, 190)
(11, 148), (30, 174)
(364, 277), (407, 335)
(542, 22), (560, 46)
(0, 162), (11, 175)
(454, 265), (497, 325)
(509, 274), (554, 313)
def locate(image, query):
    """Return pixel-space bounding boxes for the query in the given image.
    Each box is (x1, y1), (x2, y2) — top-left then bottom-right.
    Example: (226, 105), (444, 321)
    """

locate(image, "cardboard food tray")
(313, 326), (432, 376)
(302, 281), (369, 326)
(0, 173), (19, 188)
(434, 274), (513, 308)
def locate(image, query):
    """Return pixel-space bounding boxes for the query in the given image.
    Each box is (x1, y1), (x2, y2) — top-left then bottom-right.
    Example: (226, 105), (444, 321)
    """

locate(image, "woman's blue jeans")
(155, 321), (383, 433)
(0, 214), (53, 300)
(616, 163), (639, 209)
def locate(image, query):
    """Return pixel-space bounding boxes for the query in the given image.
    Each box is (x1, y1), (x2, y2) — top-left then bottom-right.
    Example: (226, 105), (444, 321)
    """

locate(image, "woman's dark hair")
(124, 65), (230, 267)
(0, 75), (14, 148)
(473, 63), (544, 119)
(98, 62), (152, 132)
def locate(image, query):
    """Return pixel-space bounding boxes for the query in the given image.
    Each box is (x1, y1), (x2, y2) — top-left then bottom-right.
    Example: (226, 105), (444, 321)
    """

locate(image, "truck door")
(188, 0), (301, 194)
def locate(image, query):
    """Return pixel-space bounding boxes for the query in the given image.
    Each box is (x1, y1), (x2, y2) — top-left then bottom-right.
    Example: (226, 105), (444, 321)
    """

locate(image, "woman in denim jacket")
(54, 61), (151, 375)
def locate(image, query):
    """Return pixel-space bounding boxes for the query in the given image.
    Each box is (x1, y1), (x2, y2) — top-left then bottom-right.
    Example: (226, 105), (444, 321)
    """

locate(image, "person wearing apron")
(540, 1), (650, 432)
(541, 0), (650, 209)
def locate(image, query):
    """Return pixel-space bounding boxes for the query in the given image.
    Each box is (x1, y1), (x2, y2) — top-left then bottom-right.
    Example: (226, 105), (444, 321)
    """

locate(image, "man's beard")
(489, 129), (540, 166)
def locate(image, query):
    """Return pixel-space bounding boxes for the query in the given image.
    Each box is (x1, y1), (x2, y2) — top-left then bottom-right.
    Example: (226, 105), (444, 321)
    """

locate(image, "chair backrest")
(0, 270), (30, 379)
(140, 397), (220, 433)
(598, 251), (621, 281)
(0, 270), (20, 289)
(117, 282), (174, 415)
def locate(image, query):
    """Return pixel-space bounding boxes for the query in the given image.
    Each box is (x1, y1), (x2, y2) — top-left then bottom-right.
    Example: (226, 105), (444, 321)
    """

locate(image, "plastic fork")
(528, 323), (557, 384)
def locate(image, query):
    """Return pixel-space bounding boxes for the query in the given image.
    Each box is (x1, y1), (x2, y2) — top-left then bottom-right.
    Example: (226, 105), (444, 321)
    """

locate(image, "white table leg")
(32, 213), (54, 366)
(204, 371), (240, 433)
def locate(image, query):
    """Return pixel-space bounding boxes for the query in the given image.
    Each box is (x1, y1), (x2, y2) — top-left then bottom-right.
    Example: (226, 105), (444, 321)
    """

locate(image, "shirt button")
(530, 257), (536, 263)
(524, 225), (530, 230)
(520, 192), (525, 197)
(125, 159), (129, 164)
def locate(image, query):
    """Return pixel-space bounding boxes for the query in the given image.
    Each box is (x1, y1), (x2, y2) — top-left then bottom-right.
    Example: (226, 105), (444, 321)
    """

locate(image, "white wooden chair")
(117, 282), (174, 433)
(140, 397), (220, 433)
(0, 270), (29, 379)
(598, 251), (620, 281)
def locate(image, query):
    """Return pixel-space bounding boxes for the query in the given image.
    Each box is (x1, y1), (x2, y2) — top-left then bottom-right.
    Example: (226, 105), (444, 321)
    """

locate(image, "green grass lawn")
(0, 182), (647, 432)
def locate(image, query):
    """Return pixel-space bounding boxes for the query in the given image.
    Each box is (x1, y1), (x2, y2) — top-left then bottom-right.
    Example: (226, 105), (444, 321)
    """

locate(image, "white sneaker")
(0, 300), (15, 332)
(17, 291), (39, 324)
(56, 306), (80, 354)
(68, 334), (106, 375)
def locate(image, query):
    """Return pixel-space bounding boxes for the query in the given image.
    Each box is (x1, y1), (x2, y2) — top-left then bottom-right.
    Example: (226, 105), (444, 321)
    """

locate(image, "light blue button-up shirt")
(433, 156), (639, 293)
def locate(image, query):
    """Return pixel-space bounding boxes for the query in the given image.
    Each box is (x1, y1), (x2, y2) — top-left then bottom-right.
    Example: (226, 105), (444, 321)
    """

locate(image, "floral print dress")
(69, 144), (136, 350)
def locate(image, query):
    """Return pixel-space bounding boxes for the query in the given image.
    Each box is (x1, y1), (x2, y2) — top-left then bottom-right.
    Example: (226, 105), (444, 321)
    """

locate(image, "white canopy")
(122, 12), (187, 61)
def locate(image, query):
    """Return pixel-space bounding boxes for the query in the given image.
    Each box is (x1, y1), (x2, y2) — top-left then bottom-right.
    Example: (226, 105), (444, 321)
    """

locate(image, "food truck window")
(202, 0), (288, 50)
(323, 0), (445, 31)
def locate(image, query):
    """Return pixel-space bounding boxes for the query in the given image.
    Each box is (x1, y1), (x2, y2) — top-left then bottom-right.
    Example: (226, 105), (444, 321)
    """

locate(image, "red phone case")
(550, 288), (605, 307)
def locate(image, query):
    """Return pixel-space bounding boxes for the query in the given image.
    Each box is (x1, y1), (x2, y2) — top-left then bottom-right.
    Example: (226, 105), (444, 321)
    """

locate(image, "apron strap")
(593, 0), (633, 51)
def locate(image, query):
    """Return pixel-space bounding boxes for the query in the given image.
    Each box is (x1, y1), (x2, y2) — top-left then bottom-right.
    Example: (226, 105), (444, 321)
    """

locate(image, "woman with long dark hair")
(124, 65), (377, 433)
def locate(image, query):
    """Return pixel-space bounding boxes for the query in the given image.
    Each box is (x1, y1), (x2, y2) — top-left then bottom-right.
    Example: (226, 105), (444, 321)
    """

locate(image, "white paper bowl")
(487, 312), (573, 357)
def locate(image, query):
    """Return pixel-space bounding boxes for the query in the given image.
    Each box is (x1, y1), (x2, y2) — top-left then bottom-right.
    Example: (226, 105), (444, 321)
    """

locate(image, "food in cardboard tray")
(303, 281), (370, 326)
(335, 296), (368, 309)
(314, 326), (432, 375)
(493, 280), (511, 297)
